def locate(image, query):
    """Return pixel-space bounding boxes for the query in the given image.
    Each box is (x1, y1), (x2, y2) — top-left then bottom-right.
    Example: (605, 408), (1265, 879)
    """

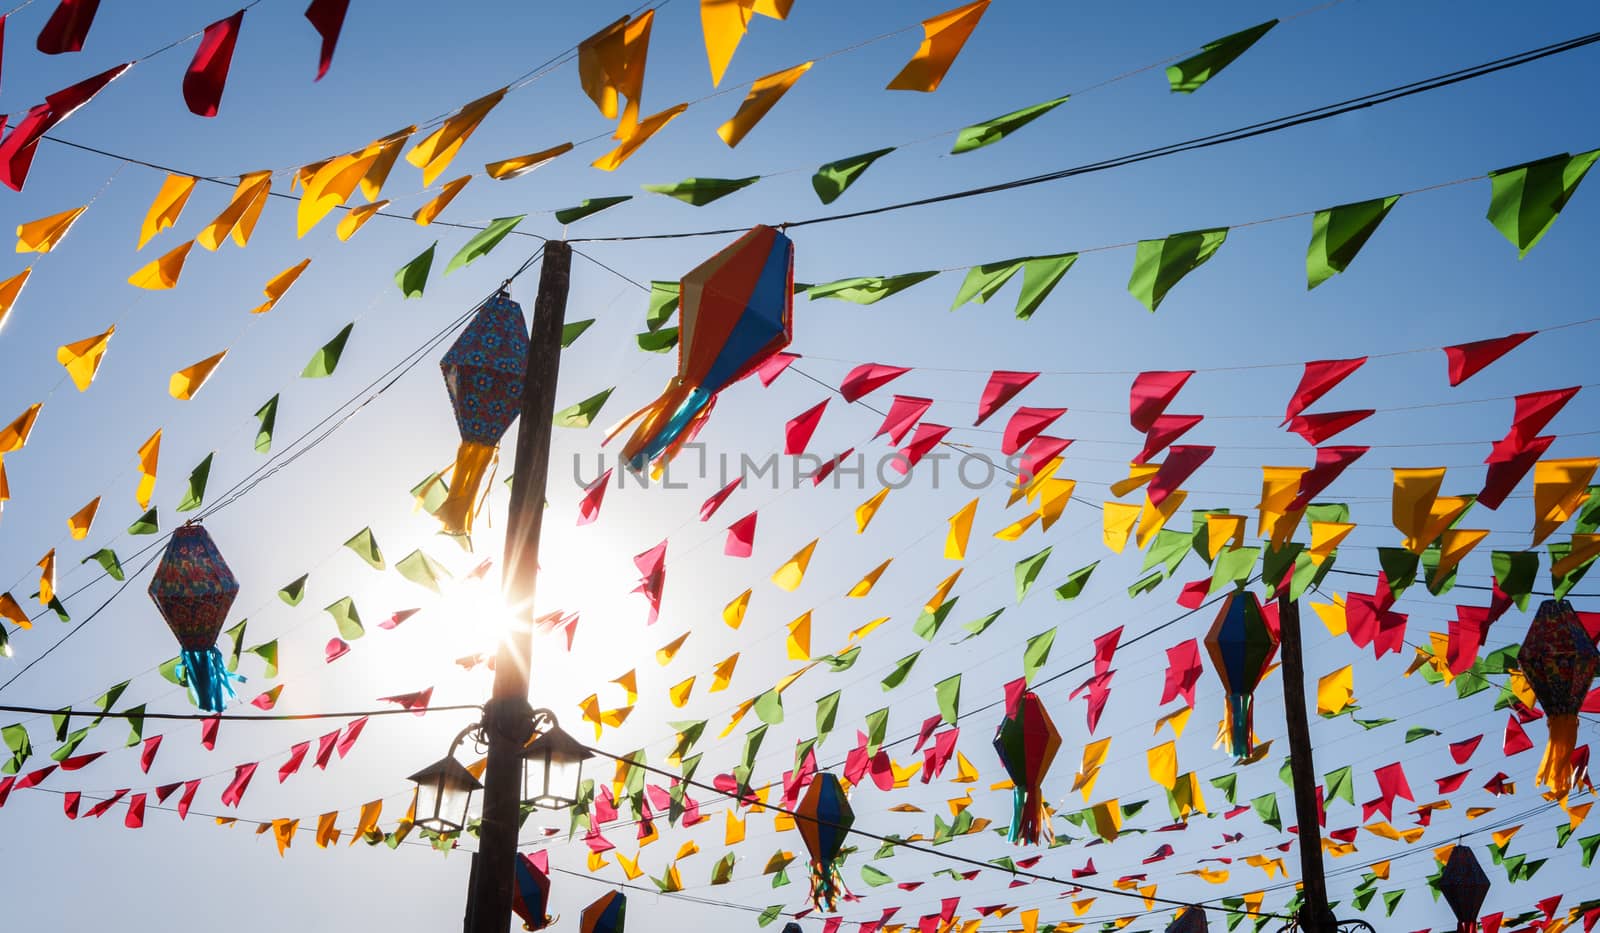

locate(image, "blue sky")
(1, 0), (1599, 930)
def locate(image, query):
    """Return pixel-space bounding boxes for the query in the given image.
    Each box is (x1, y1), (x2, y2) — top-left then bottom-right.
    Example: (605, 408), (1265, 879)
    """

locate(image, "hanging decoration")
(796, 771), (853, 912)
(607, 225), (793, 473)
(147, 524), (243, 713)
(1440, 845), (1491, 933)
(579, 890), (626, 933)
(511, 851), (555, 931)
(1517, 598), (1600, 798)
(1204, 590), (1279, 760)
(992, 689), (1061, 845)
(436, 292), (529, 537)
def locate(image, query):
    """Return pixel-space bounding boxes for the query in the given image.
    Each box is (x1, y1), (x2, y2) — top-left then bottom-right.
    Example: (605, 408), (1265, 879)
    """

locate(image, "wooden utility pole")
(468, 241), (572, 933)
(1276, 592), (1335, 933)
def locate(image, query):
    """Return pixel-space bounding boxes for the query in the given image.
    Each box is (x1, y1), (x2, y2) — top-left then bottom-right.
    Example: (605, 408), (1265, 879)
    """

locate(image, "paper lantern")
(1519, 598), (1599, 797)
(437, 291), (529, 536)
(1439, 845), (1490, 933)
(148, 524), (242, 712)
(992, 689), (1062, 845)
(1166, 906), (1208, 933)
(511, 851), (554, 931)
(609, 225), (793, 472)
(797, 772), (853, 912)
(1204, 590), (1279, 760)
(580, 890), (625, 933)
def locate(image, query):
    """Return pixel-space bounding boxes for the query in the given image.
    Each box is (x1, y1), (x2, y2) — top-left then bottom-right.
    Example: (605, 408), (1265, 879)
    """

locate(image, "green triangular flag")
(823, 646), (860, 672)
(813, 148), (895, 204)
(396, 549), (452, 593)
(324, 597), (365, 640)
(1055, 561), (1098, 600)
(82, 548), (124, 581)
(1324, 765), (1355, 805)
(554, 388), (614, 427)
(1579, 833), (1600, 868)
(913, 598), (957, 641)
(646, 281), (680, 331)
(128, 508), (159, 535)
(343, 527), (385, 570)
(1487, 149), (1600, 256)
(1166, 20), (1278, 93)
(1307, 196), (1400, 289)
(1128, 571), (1163, 597)
(411, 472), (449, 515)
(756, 905), (784, 928)
(881, 651), (921, 690)
(253, 394), (278, 454)
(123, 705), (145, 746)
(157, 656), (185, 686)
(710, 853), (737, 885)
(1128, 228), (1228, 311)
(754, 688), (784, 725)
(395, 243), (435, 298)
(951, 259), (1024, 309)
(951, 95), (1070, 154)
(807, 272), (938, 304)
(279, 574), (308, 606)
(935, 674), (961, 724)
(444, 215), (525, 275)
(1377, 547), (1420, 599)
(636, 327), (679, 353)
(1015, 253), (1078, 319)
(222, 620), (247, 672)
(302, 322), (354, 378)
(1251, 792), (1281, 831)
(1208, 545), (1260, 595)
(815, 691), (840, 744)
(1144, 529), (1191, 577)
(45, 597), (68, 623)
(175, 453), (213, 512)
(1492, 550), (1539, 610)
(1405, 726), (1441, 743)
(642, 176), (760, 206)
(864, 708), (889, 755)
(960, 607), (1004, 641)
(1023, 628), (1056, 683)
(1210, 773), (1238, 804)
(248, 640), (279, 678)
(1550, 539), (1598, 600)
(554, 196), (631, 225)
(50, 727), (89, 762)
(561, 319), (595, 347)
(1014, 547), (1052, 601)
(860, 864), (894, 887)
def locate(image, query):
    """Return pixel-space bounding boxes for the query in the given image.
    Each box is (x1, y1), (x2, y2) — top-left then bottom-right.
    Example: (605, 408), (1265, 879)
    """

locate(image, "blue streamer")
(179, 647), (243, 713)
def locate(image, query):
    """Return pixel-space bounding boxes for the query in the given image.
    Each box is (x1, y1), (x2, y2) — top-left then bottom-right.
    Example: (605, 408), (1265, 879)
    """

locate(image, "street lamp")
(408, 724), (486, 834)
(520, 710), (591, 810)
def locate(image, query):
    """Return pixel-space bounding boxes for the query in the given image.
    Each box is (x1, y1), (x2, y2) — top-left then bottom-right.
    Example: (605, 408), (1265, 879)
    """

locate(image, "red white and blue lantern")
(148, 523), (243, 712)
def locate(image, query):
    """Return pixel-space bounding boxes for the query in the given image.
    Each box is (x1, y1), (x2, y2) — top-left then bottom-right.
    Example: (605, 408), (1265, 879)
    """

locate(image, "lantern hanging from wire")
(511, 851), (555, 931)
(1518, 598), (1599, 798)
(148, 523), (243, 712)
(797, 771), (854, 913)
(1439, 844), (1490, 933)
(992, 689), (1062, 846)
(607, 224), (793, 474)
(1205, 589), (1280, 760)
(1166, 906), (1208, 933)
(579, 890), (626, 933)
(437, 291), (529, 537)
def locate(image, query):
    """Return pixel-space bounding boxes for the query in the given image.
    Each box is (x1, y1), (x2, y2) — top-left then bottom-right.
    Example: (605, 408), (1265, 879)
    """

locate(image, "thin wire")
(0, 701), (482, 722)
(570, 30), (1600, 242)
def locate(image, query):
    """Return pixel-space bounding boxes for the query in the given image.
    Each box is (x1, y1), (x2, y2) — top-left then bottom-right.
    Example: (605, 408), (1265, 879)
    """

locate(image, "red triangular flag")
(1289, 445), (1368, 511)
(1161, 639), (1202, 706)
(1449, 735), (1482, 764)
(1479, 434), (1554, 509)
(1135, 414), (1203, 465)
(1486, 387), (1579, 462)
(314, 729), (340, 769)
(377, 689), (433, 716)
(177, 778), (201, 818)
(1130, 371), (1193, 433)
(220, 763), (257, 807)
(840, 363), (909, 402)
(201, 715), (221, 750)
(83, 788), (125, 819)
(725, 511), (757, 558)
(140, 734), (163, 773)
(809, 448), (854, 486)
(16, 765), (55, 788)
(1019, 435), (1072, 481)
(184, 10), (244, 118)
(0, 63), (129, 191)
(577, 468), (612, 526)
(632, 540), (667, 625)
(1445, 331), (1534, 386)
(303, 0), (351, 80)
(1002, 407), (1066, 456)
(325, 637), (350, 662)
(36, 0), (100, 54)
(785, 399), (828, 455)
(1502, 715), (1533, 756)
(699, 478), (739, 521)
(279, 741), (310, 782)
(1092, 626), (1123, 675)
(875, 395), (932, 445)
(892, 423), (950, 475)
(974, 370), (1038, 425)
(59, 751), (103, 771)
(1285, 409), (1373, 446)
(1283, 357), (1366, 424)
(756, 351), (799, 386)
(1147, 445), (1213, 507)
(337, 715), (368, 756)
(125, 792), (146, 829)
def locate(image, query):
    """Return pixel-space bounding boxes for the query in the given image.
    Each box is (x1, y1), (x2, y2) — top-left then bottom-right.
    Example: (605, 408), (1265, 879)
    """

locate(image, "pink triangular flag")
(974, 370), (1038, 425)
(1019, 435), (1072, 481)
(1283, 357), (1366, 424)
(756, 351), (800, 387)
(1445, 331), (1534, 386)
(1002, 407), (1066, 456)
(892, 423), (950, 475)
(875, 395), (932, 446)
(785, 399), (828, 455)
(1147, 445), (1213, 507)
(840, 363), (909, 402)
(1135, 414), (1203, 465)
(577, 468), (612, 525)
(1130, 371), (1193, 433)
(726, 511), (757, 558)
(1285, 409), (1373, 446)
(1486, 387), (1579, 462)
(1289, 445), (1368, 511)
(700, 478), (740, 521)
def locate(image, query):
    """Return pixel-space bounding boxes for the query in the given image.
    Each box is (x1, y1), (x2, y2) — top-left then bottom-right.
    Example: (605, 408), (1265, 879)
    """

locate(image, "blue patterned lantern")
(148, 524), (242, 712)
(437, 291), (529, 536)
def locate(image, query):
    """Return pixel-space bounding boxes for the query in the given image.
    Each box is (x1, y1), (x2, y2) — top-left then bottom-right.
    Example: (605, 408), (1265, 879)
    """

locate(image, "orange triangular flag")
(57, 325), (115, 391)
(413, 176), (472, 226)
(128, 241), (195, 290)
(406, 89), (506, 186)
(886, 1), (990, 92)
(197, 171), (271, 250)
(170, 350), (228, 400)
(0, 403), (43, 453)
(252, 259), (312, 314)
(336, 201), (388, 241)
(16, 206), (88, 253)
(0, 267), (31, 330)
(717, 61), (811, 147)
(592, 104), (687, 171)
(67, 497), (100, 540)
(139, 174), (197, 249)
(485, 143), (574, 180)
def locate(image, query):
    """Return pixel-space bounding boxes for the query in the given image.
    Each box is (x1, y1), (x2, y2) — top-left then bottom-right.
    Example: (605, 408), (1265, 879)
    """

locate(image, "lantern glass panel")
(521, 724), (591, 810)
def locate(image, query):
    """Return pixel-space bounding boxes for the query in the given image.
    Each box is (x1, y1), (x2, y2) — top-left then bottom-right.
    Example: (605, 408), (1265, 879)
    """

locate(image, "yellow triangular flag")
(1310, 595), (1347, 637)
(945, 497), (978, 560)
(136, 429), (161, 509)
(1316, 665), (1355, 716)
(138, 174), (197, 249)
(717, 61), (811, 147)
(1391, 467), (1446, 547)
(272, 818), (299, 856)
(336, 201), (388, 241)
(592, 103), (687, 171)
(885, 0), (990, 92)
(1037, 477), (1075, 531)
(656, 632), (690, 665)
(413, 175), (472, 226)
(710, 653), (738, 692)
(56, 325), (115, 392)
(252, 259), (312, 315)
(786, 610), (811, 660)
(771, 538), (817, 591)
(849, 616), (889, 641)
(0, 267), (32, 330)
(1103, 501), (1140, 553)
(351, 800), (383, 843)
(357, 126), (416, 202)
(1533, 458), (1599, 546)
(0, 403), (43, 453)
(925, 569), (962, 613)
(723, 588), (751, 628)
(994, 511), (1040, 541)
(1206, 513), (1247, 558)
(1258, 465), (1309, 545)
(315, 811), (341, 848)
(37, 549), (56, 605)
(1136, 491), (1187, 550)
(847, 558), (891, 597)
(0, 592), (30, 630)
(407, 89), (507, 186)
(170, 350), (228, 400)
(298, 151), (379, 236)
(128, 240), (194, 290)
(1433, 528), (1490, 581)
(67, 497), (100, 540)
(668, 676), (695, 708)
(1146, 741), (1178, 790)
(611, 669), (638, 705)
(1308, 520), (1355, 565)
(1153, 706), (1192, 738)
(578, 12), (655, 138)
(1553, 534), (1600, 579)
(16, 205), (87, 253)
(485, 143), (574, 180)
(197, 171), (271, 250)
(856, 486), (890, 533)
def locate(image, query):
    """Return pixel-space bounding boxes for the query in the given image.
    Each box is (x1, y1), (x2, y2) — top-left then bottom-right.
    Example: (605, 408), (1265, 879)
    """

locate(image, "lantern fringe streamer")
(609, 382), (714, 472)
(808, 857), (848, 914)
(179, 647), (242, 713)
(1008, 780), (1053, 846)
(1537, 712), (1579, 798)
(437, 440), (497, 536)
(1223, 692), (1254, 760)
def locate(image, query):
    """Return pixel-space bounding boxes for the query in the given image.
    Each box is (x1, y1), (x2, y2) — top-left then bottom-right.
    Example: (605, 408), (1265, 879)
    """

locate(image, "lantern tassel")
(180, 646), (241, 713)
(611, 381), (710, 473)
(1537, 712), (1579, 798)
(808, 857), (847, 913)
(1459, 921), (1477, 933)
(437, 440), (497, 537)
(1009, 781), (1051, 845)
(1223, 692), (1254, 760)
